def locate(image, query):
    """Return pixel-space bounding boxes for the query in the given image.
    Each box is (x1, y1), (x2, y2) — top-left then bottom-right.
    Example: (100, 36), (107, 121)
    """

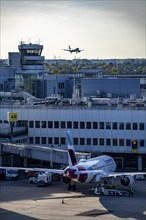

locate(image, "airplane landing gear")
(68, 184), (76, 191)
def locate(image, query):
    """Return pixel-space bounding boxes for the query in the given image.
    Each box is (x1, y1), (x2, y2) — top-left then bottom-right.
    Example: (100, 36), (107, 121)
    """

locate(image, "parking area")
(0, 178), (146, 220)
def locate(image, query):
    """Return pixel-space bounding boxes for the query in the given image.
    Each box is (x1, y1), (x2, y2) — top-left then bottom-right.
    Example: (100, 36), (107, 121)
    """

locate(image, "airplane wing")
(61, 49), (70, 51)
(76, 169), (146, 176)
(76, 170), (146, 179)
(105, 171), (146, 178)
(4, 166), (138, 177)
(30, 168), (64, 174)
(0, 166), (64, 175)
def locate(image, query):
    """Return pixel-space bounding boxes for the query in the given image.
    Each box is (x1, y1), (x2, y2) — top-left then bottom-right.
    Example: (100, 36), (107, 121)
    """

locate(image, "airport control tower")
(15, 41), (46, 97)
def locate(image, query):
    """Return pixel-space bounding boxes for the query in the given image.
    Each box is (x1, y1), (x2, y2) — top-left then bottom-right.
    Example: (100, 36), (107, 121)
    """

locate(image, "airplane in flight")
(0, 131), (145, 191)
(62, 45), (84, 54)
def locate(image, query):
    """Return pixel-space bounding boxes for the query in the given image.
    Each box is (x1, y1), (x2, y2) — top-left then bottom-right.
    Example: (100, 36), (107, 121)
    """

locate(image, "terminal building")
(0, 95), (146, 171)
(0, 42), (146, 171)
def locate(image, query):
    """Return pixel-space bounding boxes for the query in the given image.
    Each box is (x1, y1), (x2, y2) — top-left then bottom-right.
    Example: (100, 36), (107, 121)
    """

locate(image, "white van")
(0, 168), (19, 180)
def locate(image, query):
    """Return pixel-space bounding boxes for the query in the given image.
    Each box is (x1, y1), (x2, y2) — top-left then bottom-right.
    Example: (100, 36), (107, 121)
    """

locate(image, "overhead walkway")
(0, 142), (90, 167)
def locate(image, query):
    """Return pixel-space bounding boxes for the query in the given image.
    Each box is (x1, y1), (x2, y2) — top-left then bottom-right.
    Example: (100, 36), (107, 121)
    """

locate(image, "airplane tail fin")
(69, 45), (71, 50)
(67, 131), (77, 166)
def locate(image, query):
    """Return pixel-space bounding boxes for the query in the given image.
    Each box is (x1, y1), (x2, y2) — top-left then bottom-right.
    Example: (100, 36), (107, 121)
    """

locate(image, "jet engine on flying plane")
(120, 175), (134, 186)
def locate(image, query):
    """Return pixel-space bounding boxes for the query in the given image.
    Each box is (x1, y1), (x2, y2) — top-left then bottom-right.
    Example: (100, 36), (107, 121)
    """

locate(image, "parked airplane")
(56, 131), (146, 191)
(0, 131), (145, 191)
(62, 45), (84, 54)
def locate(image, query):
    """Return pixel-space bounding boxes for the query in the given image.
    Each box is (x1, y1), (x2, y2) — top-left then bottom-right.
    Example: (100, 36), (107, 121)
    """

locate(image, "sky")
(0, 0), (146, 59)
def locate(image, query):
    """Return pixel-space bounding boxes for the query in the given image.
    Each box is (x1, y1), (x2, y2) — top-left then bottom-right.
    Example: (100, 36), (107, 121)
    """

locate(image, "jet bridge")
(0, 142), (90, 167)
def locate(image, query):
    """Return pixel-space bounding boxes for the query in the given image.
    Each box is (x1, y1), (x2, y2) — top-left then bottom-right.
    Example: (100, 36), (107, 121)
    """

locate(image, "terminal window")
(29, 137), (33, 144)
(93, 122), (98, 129)
(41, 121), (46, 128)
(126, 123), (131, 130)
(86, 122), (91, 129)
(73, 121), (78, 129)
(29, 121), (34, 128)
(99, 138), (104, 146)
(42, 137), (46, 144)
(54, 121), (59, 128)
(106, 139), (111, 146)
(61, 121), (66, 128)
(113, 139), (118, 146)
(106, 122), (111, 129)
(113, 122), (117, 130)
(54, 137), (59, 145)
(139, 139), (144, 147)
(16, 120), (23, 127)
(73, 138), (78, 145)
(80, 138), (85, 145)
(93, 138), (98, 145)
(99, 122), (104, 129)
(67, 121), (72, 129)
(35, 121), (40, 128)
(61, 137), (65, 145)
(133, 123), (138, 130)
(126, 139), (131, 146)
(48, 121), (53, 128)
(58, 82), (64, 89)
(86, 138), (91, 145)
(48, 137), (52, 144)
(119, 139), (124, 146)
(119, 122), (124, 130)
(139, 123), (144, 130)
(80, 121), (85, 129)
(35, 137), (40, 144)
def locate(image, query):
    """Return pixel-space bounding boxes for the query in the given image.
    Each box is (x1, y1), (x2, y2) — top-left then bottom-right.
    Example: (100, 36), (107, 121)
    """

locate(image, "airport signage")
(7, 112), (18, 122)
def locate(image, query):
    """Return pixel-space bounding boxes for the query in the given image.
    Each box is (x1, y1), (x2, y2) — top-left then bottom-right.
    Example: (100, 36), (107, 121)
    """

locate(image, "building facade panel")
(0, 106), (145, 149)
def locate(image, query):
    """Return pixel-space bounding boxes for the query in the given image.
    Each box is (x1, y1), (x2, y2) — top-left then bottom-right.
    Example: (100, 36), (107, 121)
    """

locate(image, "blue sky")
(1, 0), (146, 59)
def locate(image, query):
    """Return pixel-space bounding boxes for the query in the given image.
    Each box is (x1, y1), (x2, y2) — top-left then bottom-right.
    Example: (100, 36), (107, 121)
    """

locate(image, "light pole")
(7, 90), (17, 143)
(10, 90), (15, 143)
(50, 145), (54, 168)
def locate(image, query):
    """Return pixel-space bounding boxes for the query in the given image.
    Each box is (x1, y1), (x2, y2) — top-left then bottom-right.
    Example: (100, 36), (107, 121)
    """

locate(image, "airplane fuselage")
(64, 155), (116, 183)
(69, 48), (80, 53)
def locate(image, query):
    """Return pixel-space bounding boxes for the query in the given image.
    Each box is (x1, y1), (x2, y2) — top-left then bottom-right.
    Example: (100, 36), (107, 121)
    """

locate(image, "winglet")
(67, 131), (77, 166)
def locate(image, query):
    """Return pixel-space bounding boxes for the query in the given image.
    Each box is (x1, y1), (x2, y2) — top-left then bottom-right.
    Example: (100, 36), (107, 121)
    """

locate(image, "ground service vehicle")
(94, 186), (129, 196)
(135, 174), (145, 180)
(29, 172), (52, 186)
(0, 168), (19, 180)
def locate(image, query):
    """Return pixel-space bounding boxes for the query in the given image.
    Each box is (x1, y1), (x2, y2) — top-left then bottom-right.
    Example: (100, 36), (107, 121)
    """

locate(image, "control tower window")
(22, 49), (42, 56)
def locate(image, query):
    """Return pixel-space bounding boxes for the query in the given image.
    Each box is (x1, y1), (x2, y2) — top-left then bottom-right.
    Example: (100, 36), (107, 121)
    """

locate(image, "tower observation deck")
(15, 41), (46, 97)
(18, 42), (45, 72)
